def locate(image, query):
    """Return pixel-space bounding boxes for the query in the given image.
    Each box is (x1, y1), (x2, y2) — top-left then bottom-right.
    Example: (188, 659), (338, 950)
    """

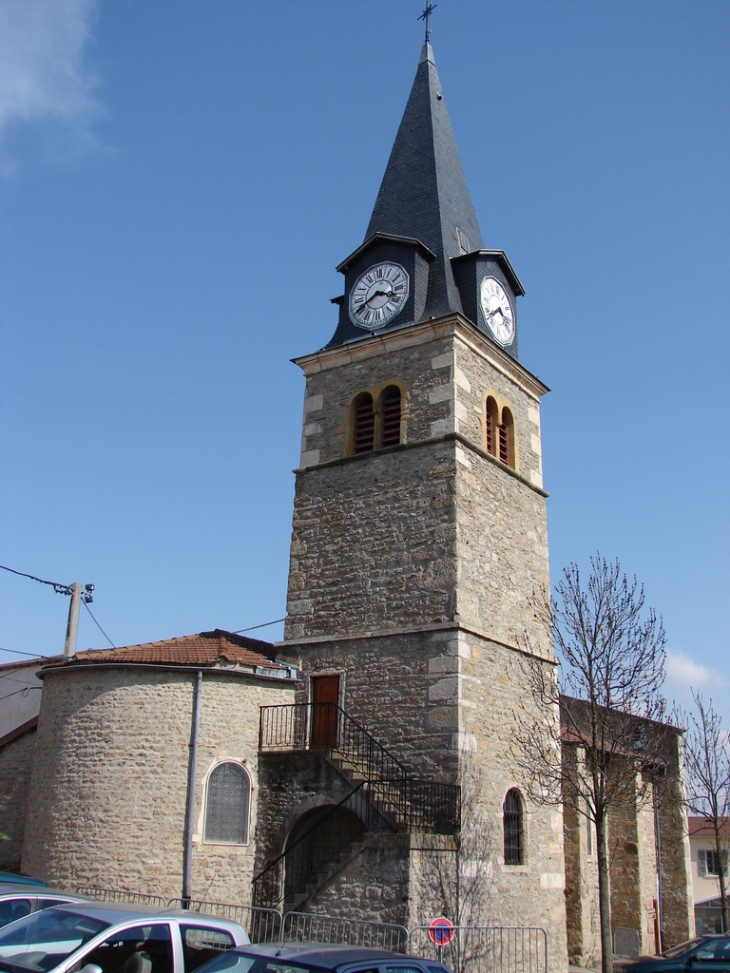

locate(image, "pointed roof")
(365, 42), (484, 321)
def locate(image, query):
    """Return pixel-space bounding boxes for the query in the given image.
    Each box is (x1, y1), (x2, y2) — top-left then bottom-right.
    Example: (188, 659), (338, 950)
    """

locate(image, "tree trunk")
(597, 811), (613, 973)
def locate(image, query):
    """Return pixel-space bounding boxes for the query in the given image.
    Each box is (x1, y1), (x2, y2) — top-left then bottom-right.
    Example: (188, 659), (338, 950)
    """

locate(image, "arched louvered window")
(381, 386), (402, 448)
(503, 788), (524, 865)
(204, 762), (251, 844)
(353, 393), (375, 454)
(485, 397), (499, 456)
(499, 407), (515, 468)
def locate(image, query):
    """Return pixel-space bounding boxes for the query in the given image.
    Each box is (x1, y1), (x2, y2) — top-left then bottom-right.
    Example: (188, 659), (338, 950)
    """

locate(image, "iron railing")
(283, 911), (409, 950)
(74, 887), (168, 907)
(166, 899), (282, 942)
(259, 702), (460, 834)
(408, 925), (549, 973)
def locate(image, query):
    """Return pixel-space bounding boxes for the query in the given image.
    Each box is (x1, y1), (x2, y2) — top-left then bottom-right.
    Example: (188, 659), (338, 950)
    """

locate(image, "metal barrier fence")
(73, 886), (548, 973)
(166, 899), (282, 943)
(283, 912), (409, 951)
(74, 887), (168, 908)
(408, 926), (548, 973)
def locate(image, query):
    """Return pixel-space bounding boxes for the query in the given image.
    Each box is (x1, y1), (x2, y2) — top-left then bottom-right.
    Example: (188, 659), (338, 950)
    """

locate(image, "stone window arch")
(204, 761), (251, 844)
(503, 787), (524, 865)
(347, 383), (407, 456)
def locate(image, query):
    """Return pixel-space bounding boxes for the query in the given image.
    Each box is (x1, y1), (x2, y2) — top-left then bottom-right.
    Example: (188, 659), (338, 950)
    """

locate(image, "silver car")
(0, 888), (91, 930)
(0, 902), (249, 973)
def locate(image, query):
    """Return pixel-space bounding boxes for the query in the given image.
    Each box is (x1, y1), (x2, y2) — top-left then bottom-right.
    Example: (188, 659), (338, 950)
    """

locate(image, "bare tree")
(679, 692), (730, 932)
(514, 556), (670, 973)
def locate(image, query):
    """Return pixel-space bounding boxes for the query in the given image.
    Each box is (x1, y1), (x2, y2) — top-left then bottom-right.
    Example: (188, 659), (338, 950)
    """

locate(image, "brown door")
(311, 674), (339, 749)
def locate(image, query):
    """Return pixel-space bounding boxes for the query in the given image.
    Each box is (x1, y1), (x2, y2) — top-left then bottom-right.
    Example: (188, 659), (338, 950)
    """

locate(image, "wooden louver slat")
(381, 387), (401, 448)
(354, 394), (375, 453)
(499, 423), (509, 464)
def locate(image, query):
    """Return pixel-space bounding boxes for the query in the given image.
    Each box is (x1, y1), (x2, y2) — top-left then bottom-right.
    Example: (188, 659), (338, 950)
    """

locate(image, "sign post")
(429, 917), (455, 962)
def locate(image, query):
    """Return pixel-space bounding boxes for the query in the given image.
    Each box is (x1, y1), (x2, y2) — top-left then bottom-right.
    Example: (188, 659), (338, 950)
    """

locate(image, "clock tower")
(271, 39), (568, 954)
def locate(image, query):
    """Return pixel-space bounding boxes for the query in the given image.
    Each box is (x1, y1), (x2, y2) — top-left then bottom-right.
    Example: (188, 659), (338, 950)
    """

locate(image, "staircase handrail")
(260, 701), (410, 779)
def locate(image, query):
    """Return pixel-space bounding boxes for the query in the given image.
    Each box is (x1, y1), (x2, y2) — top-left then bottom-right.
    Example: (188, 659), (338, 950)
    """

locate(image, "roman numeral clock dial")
(349, 262), (410, 331)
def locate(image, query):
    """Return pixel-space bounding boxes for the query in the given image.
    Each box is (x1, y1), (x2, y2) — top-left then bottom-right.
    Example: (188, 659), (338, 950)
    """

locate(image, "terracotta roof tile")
(44, 629), (283, 672)
(688, 816), (730, 837)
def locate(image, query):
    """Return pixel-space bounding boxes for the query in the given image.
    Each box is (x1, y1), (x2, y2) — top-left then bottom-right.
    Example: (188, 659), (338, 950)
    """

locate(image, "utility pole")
(63, 583), (94, 658)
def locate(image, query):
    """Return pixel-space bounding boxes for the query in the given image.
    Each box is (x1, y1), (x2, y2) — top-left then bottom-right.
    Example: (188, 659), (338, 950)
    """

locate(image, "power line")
(0, 563), (71, 595)
(0, 686), (42, 702)
(0, 646), (55, 659)
(82, 600), (116, 649)
(234, 617), (286, 634)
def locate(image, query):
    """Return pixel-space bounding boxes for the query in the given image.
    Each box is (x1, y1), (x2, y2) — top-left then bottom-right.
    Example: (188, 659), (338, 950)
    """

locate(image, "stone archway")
(283, 804), (365, 907)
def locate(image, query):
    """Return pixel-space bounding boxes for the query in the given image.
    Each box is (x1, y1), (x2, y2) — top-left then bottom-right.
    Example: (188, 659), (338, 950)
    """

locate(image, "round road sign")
(428, 916), (455, 946)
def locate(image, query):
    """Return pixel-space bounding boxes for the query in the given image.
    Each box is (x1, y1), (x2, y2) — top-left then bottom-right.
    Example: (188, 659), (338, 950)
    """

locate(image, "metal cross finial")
(418, 3), (437, 43)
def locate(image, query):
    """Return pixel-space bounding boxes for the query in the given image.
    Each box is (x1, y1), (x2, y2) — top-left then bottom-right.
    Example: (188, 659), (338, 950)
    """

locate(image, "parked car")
(614, 935), (730, 973)
(193, 943), (452, 973)
(0, 878), (46, 890)
(0, 901), (249, 973)
(0, 887), (92, 929)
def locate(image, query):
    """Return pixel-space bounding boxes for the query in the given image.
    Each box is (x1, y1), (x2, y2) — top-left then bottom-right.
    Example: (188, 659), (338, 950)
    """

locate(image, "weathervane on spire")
(418, 3), (437, 43)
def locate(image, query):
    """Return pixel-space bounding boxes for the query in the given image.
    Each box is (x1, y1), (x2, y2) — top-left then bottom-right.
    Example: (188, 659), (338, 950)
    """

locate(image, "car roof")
(0, 889), (89, 901)
(234, 943), (441, 967)
(0, 874), (47, 888)
(47, 902), (246, 933)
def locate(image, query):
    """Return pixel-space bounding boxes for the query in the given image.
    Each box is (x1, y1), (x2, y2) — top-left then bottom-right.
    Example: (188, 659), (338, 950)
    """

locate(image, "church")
(3, 32), (693, 970)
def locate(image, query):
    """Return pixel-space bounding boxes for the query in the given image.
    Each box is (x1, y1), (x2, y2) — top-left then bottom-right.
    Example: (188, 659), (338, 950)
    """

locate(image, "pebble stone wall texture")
(21, 665), (296, 902)
(274, 314), (568, 967)
(0, 728), (36, 870)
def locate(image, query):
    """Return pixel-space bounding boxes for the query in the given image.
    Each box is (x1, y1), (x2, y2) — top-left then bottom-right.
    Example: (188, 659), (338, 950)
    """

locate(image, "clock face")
(480, 276), (515, 346)
(349, 262), (410, 330)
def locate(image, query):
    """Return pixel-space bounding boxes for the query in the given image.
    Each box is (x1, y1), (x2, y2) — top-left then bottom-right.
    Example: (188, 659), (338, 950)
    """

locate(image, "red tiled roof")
(688, 816), (730, 837)
(43, 629), (282, 671)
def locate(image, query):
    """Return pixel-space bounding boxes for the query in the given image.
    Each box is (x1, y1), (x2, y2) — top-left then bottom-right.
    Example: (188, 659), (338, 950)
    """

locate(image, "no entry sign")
(428, 917), (455, 946)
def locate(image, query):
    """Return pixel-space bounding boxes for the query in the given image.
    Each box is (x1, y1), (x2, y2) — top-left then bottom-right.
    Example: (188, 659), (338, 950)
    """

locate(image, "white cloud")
(0, 0), (100, 158)
(666, 648), (725, 690)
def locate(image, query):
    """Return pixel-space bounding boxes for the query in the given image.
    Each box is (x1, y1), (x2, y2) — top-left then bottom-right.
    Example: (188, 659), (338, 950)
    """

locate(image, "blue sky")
(1, 0), (728, 727)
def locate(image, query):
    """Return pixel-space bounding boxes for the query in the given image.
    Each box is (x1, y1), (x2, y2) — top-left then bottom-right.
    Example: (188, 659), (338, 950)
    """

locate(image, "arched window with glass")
(204, 762), (251, 844)
(503, 788), (524, 865)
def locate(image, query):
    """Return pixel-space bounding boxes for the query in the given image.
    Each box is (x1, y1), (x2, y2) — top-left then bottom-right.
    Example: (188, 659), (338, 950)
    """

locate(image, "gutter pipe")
(182, 669), (203, 907)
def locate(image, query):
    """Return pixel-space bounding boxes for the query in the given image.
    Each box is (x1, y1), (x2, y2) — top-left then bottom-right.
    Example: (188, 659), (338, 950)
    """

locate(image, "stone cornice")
(277, 620), (556, 667)
(294, 429), (549, 498)
(293, 313), (549, 401)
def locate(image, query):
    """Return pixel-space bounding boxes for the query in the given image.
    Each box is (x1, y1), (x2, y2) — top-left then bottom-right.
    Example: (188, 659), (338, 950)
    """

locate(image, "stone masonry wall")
(0, 728), (36, 871)
(286, 443), (457, 642)
(22, 666), (295, 902)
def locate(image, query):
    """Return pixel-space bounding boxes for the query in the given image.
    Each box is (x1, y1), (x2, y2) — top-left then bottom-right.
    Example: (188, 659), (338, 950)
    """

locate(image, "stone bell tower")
(273, 40), (568, 954)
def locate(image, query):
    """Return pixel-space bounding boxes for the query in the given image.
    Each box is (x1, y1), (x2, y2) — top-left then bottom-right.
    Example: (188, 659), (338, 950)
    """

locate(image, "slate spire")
(365, 42), (484, 321)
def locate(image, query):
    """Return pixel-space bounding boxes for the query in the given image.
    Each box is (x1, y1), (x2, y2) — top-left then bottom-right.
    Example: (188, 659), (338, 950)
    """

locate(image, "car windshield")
(0, 908), (110, 972)
(198, 954), (329, 973)
(662, 938), (703, 958)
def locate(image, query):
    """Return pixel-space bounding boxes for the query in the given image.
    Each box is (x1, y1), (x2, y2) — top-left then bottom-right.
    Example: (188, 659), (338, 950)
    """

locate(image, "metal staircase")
(253, 703), (460, 909)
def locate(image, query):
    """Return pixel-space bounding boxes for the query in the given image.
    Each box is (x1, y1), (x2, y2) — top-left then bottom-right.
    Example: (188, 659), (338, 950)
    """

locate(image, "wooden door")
(311, 674), (339, 749)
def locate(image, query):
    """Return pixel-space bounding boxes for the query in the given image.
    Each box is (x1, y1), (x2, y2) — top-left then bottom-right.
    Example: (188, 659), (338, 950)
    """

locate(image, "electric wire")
(234, 617), (286, 634)
(0, 646), (55, 658)
(0, 563), (71, 595)
(0, 686), (42, 702)
(82, 600), (116, 649)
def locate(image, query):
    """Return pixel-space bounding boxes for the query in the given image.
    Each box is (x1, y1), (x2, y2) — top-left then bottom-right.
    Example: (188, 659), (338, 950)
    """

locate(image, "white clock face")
(349, 262), (410, 330)
(480, 276), (515, 346)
